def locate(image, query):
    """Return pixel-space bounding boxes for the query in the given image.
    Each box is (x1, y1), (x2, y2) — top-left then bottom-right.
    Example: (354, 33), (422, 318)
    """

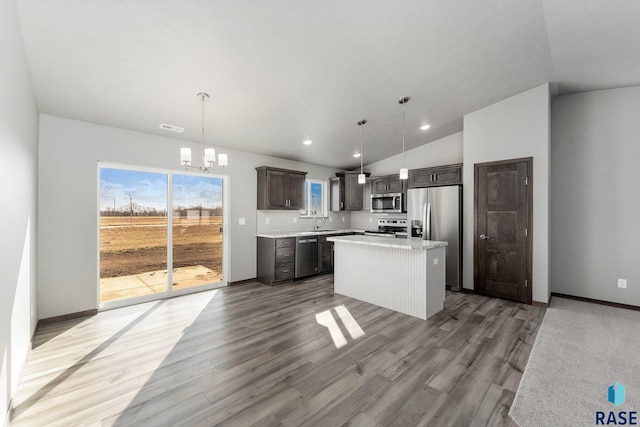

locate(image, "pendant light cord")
(201, 94), (206, 168)
(360, 124), (364, 173)
(402, 101), (406, 168)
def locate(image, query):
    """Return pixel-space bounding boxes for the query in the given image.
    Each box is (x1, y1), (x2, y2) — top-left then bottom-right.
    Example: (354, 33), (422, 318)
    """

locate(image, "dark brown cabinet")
(257, 237), (295, 286)
(408, 163), (462, 188)
(256, 167), (307, 210)
(330, 171), (367, 211)
(258, 232), (362, 283)
(371, 175), (403, 195)
(318, 235), (334, 273)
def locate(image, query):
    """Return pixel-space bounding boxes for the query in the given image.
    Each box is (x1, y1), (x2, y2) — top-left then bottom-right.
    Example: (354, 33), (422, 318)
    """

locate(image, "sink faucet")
(312, 210), (325, 231)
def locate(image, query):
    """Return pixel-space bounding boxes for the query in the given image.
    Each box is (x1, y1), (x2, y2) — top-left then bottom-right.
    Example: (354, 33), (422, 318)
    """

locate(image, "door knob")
(479, 234), (492, 240)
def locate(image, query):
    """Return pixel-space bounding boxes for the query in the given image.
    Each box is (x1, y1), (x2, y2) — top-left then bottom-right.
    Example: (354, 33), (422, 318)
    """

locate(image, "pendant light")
(357, 119), (367, 184)
(180, 92), (229, 172)
(398, 96), (409, 180)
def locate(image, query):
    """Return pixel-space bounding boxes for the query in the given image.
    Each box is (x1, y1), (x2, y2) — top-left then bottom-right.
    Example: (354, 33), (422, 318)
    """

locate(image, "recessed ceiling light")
(420, 124), (431, 131)
(353, 153), (361, 158)
(303, 140), (313, 145)
(159, 123), (185, 133)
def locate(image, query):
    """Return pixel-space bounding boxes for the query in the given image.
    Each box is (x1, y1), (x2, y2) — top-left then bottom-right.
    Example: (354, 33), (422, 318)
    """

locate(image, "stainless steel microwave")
(371, 192), (405, 213)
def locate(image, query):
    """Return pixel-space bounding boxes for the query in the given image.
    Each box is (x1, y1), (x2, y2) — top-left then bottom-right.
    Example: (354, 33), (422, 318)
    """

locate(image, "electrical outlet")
(433, 258), (439, 265)
(618, 278), (627, 289)
(329, 216), (332, 222)
(238, 217), (245, 225)
(369, 217), (373, 222)
(265, 217), (270, 225)
(342, 216), (345, 222)
(293, 217), (298, 224)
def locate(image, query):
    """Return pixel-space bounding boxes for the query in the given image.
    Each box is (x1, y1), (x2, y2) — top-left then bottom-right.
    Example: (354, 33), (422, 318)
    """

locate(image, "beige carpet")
(510, 297), (640, 426)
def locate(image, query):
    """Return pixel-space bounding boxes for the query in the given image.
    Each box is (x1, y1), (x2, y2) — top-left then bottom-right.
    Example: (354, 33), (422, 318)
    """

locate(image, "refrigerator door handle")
(426, 202), (431, 240)
(421, 202), (427, 240)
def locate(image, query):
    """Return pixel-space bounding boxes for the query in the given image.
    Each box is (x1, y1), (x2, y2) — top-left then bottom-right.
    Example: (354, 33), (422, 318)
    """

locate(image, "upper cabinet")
(256, 166), (307, 210)
(330, 171), (367, 211)
(371, 175), (404, 195)
(408, 163), (463, 188)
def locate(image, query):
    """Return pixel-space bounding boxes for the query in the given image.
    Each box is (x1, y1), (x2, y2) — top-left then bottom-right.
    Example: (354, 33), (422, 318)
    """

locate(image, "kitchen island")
(327, 235), (447, 320)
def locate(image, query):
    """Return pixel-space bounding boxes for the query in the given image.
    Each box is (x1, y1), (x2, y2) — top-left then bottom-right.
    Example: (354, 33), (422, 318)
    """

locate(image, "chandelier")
(180, 92), (228, 172)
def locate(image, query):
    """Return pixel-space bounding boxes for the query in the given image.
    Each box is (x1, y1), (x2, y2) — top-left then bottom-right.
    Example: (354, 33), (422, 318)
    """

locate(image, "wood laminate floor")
(11, 276), (545, 427)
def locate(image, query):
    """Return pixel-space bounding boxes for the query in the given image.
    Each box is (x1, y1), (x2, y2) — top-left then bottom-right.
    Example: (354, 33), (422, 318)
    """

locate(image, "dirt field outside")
(99, 216), (223, 278)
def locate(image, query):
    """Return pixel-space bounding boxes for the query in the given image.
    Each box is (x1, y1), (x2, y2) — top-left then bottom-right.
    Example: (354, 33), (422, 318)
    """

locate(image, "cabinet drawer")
(275, 238), (294, 248)
(275, 247), (295, 265)
(275, 263), (294, 281)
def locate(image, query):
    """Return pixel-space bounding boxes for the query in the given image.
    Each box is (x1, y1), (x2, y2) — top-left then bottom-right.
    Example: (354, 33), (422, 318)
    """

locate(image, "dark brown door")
(386, 176), (402, 193)
(344, 173), (363, 211)
(372, 178), (388, 194)
(287, 172), (306, 210)
(474, 158), (532, 304)
(266, 169), (288, 209)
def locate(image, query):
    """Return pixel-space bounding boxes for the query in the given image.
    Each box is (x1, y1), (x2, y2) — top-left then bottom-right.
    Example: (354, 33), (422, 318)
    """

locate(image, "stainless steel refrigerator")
(407, 186), (462, 291)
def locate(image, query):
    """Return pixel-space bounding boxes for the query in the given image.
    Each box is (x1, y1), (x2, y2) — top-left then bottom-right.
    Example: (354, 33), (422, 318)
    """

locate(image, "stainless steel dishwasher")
(295, 236), (318, 278)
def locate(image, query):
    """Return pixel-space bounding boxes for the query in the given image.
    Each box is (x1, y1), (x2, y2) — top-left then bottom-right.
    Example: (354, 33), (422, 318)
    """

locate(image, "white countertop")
(327, 235), (448, 250)
(256, 229), (366, 238)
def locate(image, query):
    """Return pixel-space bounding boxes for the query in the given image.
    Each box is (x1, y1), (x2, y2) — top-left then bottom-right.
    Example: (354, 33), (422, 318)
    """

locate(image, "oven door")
(371, 193), (404, 213)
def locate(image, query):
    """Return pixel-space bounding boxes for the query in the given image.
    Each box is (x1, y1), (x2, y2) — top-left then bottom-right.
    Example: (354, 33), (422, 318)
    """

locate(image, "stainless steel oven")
(371, 192), (404, 213)
(364, 218), (408, 238)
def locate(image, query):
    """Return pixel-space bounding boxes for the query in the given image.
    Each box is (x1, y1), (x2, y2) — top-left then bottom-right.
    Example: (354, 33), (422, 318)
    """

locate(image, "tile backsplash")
(256, 210), (408, 233)
(256, 210), (352, 234)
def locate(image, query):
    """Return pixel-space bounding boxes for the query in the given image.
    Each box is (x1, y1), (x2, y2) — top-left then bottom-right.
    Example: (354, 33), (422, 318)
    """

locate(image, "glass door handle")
(479, 234), (492, 240)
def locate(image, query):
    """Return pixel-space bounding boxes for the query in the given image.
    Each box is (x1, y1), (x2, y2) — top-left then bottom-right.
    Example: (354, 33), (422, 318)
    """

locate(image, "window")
(300, 179), (327, 217)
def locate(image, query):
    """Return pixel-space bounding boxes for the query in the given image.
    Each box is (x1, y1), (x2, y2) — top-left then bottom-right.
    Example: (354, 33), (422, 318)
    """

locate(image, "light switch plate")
(618, 278), (627, 289)
(238, 217), (246, 225)
(293, 217), (298, 224)
(329, 217), (333, 222)
(434, 258), (439, 265)
(265, 217), (270, 225)
(342, 216), (345, 222)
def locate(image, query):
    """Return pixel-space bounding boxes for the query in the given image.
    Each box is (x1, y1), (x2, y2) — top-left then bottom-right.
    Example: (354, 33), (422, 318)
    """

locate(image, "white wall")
(37, 115), (341, 319)
(365, 132), (463, 176)
(350, 132), (463, 229)
(551, 86), (640, 306)
(0, 0), (39, 424)
(463, 84), (550, 303)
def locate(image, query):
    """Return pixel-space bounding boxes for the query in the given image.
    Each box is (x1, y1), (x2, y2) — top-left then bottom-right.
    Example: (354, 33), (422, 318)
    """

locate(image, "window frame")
(299, 179), (328, 218)
(97, 161), (230, 311)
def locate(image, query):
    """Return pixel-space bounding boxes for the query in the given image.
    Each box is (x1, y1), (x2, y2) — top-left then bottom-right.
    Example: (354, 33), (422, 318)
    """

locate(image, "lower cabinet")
(257, 237), (295, 286)
(257, 232), (362, 285)
(318, 235), (334, 273)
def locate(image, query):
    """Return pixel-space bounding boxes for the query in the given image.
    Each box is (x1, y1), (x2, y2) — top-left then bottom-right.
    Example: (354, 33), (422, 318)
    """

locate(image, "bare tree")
(128, 194), (133, 226)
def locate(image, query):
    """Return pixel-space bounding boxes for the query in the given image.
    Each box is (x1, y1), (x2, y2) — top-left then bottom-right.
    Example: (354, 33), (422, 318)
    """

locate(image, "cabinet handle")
(282, 269), (290, 273)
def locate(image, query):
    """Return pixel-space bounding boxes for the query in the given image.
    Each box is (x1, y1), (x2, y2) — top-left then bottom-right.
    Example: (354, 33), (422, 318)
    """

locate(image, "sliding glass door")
(172, 174), (224, 290)
(98, 164), (227, 308)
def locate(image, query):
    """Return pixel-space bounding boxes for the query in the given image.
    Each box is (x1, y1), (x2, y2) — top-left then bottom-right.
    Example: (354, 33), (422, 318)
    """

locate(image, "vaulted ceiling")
(17, 0), (640, 169)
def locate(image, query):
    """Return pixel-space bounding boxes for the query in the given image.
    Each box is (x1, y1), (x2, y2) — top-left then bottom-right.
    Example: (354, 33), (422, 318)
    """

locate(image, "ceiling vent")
(159, 123), (184, 133)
